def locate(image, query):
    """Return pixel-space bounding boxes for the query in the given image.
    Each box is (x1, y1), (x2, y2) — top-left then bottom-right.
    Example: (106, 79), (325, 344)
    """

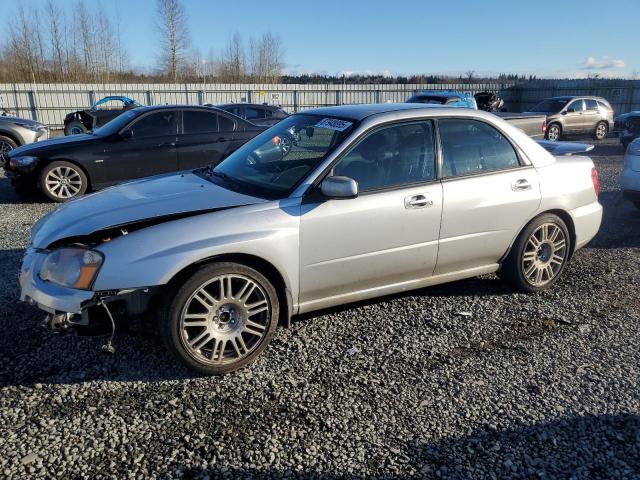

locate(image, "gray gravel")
(1, 140), (639, 479)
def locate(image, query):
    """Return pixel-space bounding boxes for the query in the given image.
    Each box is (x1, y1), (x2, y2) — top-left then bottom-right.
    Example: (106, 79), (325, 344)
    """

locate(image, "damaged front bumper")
(19, 247), (95, 314)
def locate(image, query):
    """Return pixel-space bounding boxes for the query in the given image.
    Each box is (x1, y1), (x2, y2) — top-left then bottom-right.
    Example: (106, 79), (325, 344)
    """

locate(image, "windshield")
(408, 95), (448, 104)
(93, 109), (141, 135)
(203, 114), (356, 198)
(530, 98), (570, 113)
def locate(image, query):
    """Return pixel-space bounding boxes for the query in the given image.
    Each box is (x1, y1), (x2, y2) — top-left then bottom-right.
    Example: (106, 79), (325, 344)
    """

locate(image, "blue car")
(406, 91), (478, 109)
(64, 96), (142, 136)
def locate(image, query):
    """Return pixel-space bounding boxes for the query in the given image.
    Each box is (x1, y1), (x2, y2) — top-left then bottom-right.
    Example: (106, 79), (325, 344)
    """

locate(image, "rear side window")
(567, 100), (585, 112)
(245, 108), (266, 120)
(218, 115), (235, 131)
(585, 99), (598, 111)
(130, 111), (177, 138)
(183, 110), (219, 134)
(439, 119), (519, 178)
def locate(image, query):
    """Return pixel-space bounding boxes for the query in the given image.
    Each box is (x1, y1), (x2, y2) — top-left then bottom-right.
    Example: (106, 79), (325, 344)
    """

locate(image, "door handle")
(511, 179), (531, 191)
(158, 141), (176, 147)
(404, 194), (433, 209)
(215, 137), (226, 143)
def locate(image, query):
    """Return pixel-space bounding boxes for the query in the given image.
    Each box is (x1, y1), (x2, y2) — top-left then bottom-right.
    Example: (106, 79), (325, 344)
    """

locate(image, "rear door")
(563, 99), (585, 133)
(178, 109), (236, 170)
(583, 99), (599, 132)
(435, 118), (541, 275)
(101, 109), (179, 184)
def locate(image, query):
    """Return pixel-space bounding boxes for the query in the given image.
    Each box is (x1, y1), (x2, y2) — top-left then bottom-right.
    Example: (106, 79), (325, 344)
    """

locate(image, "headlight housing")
(8, 156), (38, 168)
(39, 248), (104, 290)
(627, 139), (640, 156)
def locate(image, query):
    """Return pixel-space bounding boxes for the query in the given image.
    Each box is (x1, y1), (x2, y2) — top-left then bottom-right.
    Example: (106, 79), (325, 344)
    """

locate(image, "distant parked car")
(621, 138), (640, 209)
(0, 115), (49, 165)
(524, 96), (614, 141)
(613, 111), (640, 149)
(64, 96), (142, 135)
(6, 105), (265, 201)
(406, 91), (478, 109)
(208, 103), (289, 126)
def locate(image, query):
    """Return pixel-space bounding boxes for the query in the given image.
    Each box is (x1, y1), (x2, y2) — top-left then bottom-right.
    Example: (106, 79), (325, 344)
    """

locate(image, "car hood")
(10, 133), (99, 156)
(31, 171), (267, 248)
(0, 116), (46, 128)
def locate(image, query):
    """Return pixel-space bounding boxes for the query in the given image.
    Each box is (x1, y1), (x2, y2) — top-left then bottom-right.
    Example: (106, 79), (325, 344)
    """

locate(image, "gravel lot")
(1, 140), (639, 479)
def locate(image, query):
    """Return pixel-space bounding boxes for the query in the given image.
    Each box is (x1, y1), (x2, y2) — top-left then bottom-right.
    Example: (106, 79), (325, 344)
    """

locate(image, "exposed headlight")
(39, 248), (104, 290)
(8, 156), (38, 167)
(627, 140), (640, 156)
(14, 122), (42, 132)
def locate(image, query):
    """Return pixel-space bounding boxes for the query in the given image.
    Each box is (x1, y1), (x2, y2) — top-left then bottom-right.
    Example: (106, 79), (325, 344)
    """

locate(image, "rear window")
(183, 110), (219, 134)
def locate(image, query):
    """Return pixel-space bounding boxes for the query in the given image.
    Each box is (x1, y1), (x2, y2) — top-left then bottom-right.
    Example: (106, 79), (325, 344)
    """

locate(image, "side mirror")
(320, 176), (358, 199)
(120, 128), (133, 140)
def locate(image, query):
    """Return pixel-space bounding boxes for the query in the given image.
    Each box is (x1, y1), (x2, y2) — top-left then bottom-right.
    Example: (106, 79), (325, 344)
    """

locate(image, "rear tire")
(0, 134), (17, 165)
(593, 121), (608, 140)
(39, 161), (88, 202)
(500, 214), (571, 292)
(64, 120), (87, 136)
(545, 123), (562, 141)
(161, 262), (279, 375)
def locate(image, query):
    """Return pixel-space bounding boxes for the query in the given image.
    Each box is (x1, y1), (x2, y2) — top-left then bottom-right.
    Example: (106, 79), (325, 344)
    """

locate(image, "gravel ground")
(1, 140), (639, 479)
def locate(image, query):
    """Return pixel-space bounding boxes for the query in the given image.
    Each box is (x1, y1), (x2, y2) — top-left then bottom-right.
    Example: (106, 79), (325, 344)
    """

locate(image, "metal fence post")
(375, 90), (381, 104)
(247, 89), (252, 103)
(293, 90), (298, 112)
(146, 90), (153, 105)
(27, 90), (37, 121)
(88, 90), (95, 107)
(197, 90), (204, 105)
(335, 90), (341, 106)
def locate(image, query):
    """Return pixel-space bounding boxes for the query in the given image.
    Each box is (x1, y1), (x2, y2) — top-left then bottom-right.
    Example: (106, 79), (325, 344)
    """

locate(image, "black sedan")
(211, 103), (289, 126)
(5, 105), (266, 202)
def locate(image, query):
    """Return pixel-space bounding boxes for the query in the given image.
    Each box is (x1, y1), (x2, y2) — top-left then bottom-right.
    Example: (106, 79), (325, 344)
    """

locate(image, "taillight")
(591, 167), (600, 196)
(542, 119), (547, 135)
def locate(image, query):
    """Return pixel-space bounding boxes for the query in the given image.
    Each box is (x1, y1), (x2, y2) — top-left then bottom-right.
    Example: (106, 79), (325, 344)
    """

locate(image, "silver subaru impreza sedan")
(19, 104), (602, 374)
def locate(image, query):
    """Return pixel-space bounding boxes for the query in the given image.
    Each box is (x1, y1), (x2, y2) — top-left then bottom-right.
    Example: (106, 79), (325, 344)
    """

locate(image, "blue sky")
(4, 0), (639, 78)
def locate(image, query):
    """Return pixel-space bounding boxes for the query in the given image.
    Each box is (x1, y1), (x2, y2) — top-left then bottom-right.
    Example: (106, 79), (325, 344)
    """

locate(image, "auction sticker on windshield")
(315, 118), (353, 131)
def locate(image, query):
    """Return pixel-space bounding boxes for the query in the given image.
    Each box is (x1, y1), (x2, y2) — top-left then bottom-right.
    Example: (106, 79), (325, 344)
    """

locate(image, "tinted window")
(439, 119), (519, 177)
(585, 99), (598, 111)
(130, 111), (177, 138)
(567, 100), (584, 112)
(530, 98), (569, 113)
(218, 115), (235, 131)
(333, 121), (436, 191)
(597, 100), (611, 111)
(245, 108), (265, 120)
(183, 110), (219, 134)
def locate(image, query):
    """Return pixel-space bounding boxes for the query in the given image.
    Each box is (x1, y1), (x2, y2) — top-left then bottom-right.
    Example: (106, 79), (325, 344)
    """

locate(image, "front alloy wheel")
(40, 161), (88, 202)
(546, 123), (561, 141)
(594, 122), (608, 140)
(162, 263), (279, 374)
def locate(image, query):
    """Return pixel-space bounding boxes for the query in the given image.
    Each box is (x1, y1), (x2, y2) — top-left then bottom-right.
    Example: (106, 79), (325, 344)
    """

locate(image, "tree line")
(0, 0), (537, 85)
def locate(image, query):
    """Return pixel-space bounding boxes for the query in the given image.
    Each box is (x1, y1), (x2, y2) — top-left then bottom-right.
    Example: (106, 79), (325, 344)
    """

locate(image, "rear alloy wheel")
(39, 161), (88, 202)
(162, 263), (279, 374)
(593, 121), (608, 140)
(546, 123), (562, 141)
(0, 135), (17, 165)
(501, 214), (571, 292)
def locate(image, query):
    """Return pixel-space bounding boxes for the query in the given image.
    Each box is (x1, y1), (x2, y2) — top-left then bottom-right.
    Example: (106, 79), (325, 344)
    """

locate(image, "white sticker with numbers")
(315, 118), (353, 131)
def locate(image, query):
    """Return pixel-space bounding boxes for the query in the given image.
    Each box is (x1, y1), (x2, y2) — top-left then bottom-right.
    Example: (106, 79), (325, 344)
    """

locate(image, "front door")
(101, 110), (179, 184)
(298, 120), (442, 311)
(434, 118), (541, 275)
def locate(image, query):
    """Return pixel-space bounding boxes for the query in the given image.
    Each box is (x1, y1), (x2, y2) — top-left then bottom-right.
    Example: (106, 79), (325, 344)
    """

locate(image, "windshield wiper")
(207, 170), (244, 191)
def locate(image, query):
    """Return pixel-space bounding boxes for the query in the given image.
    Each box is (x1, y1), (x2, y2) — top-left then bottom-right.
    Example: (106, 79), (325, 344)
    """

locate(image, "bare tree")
(155, 0), (190, 82)
(218, 33), (246, 82)
(46, 0), (66, 79)
(250, 33), (284, 83)
(465, 70), (476, 82)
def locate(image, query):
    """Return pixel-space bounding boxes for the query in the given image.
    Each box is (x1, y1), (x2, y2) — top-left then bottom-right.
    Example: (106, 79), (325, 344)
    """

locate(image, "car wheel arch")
(0, 130), (22, 147)
(500, 209), (577, 265)
(164, 252), (292, 326)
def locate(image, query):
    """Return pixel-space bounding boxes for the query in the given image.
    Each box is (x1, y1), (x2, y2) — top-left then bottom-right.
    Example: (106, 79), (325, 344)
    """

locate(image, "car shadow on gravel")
(588, 190), (640, 249)
(161, 414), (640, 479)
(0, 174), (43, 204)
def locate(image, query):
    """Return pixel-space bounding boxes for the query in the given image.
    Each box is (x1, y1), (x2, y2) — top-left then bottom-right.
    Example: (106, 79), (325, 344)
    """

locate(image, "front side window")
(439, 119), (519, 177)
(130, 111), (177, 138)
(333, 121), (435, 191)
(567, 100), (585, 113)
(183, 110), (219, 134)
(206, 114), (355, 198)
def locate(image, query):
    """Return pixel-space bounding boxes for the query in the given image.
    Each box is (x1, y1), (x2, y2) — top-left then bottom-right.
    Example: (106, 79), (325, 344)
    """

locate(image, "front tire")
(593, 121), (608, 140)
(500, 214), (571, 292)
(0, 134), (17, 165)
(39, 161), (88, 202)
(161, 263), (279, 375)
(545, 123), (562, 141)
(64, 120), (88, 136)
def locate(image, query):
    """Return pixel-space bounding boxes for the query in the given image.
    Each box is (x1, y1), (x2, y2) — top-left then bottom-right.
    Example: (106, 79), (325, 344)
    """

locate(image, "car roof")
(218, 103), (281, 110)
(133, 104), (229, 113)
(299, 103), (467, 121)
(549, 95), (604, 100)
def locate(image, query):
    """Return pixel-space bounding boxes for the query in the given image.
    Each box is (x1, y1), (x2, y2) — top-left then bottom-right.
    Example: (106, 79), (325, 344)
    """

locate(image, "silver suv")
(525, 96), (614, 141)
(0, 115), (49, 164)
